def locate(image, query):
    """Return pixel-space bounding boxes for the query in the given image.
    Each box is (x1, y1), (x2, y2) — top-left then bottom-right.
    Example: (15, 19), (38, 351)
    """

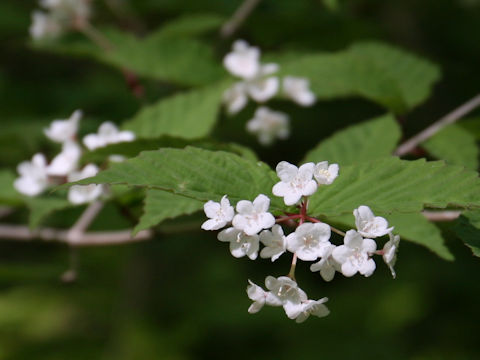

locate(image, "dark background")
(1, 1), (480, 359)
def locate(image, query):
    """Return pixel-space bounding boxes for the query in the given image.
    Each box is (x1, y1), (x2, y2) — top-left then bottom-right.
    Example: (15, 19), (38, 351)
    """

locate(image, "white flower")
(314, 161), (339, 185)
(383, 233), (400, 278)
(272, 161), (317, 206)
(259, 225), (287, 262)
(14, 153), (49, 196)
(83, 122), (135, 151)
(246, 280), (282, 314)
(310, 244), (338, 282)
(44, 109), (82, 143)
(332, 230), (377, 277)
(217, 227), (259, 260)
(223, 40), (260, 79)
(354, 205), (393, 238)
(295, 298), (330, 323)
(29, 11), (62, 40)
(265, 276), (308, 319)
(246, 107), (290, 145)
(201, 195), (235, 231)
(67, 164), (104, 204)
(223, 82), (248, 114)
(47, 141), (82, 176)
(282, 76), (316, 106)
(40, 0), (91, 21)
(245, 64), (279, 102)
(286, 222), (331, 261)
(232, 194), (275, 236)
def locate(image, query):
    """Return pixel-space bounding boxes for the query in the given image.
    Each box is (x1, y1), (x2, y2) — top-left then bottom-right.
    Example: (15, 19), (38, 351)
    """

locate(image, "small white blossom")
(286, 222), (332, 261)
(223, 82), (248, 114)
(245, 64), (279, 103)
(272, 161), (317, 206)
(232, 194), (275, 236)
(14, 153), (49, 196)
(40, 0), (91, 22)
(295, 298), (330, 323)
(354, 205), (393, 238)
(310, 244), (338, 282)
(246, 280), (282, 314)
(259, 225), (287, 262)
(29, 11), (62, 40)
(47, 141), (82, 176)
(83, 122), (135, 151)
(314, 161), (339, 185)
(282, 76), (316, 106)
(223, 40), (260, 79)
(265, 276), (308, 319)
(67, 164), (104, 204)
(383, 232), (400, 278)
(246, 107), (290, 145)
(44, 109), (82, 143)
(217, 227), (259, 260)
(108, 155), (127, 163)
(201, 195), (235, 231)
(332, 230), (377, 277)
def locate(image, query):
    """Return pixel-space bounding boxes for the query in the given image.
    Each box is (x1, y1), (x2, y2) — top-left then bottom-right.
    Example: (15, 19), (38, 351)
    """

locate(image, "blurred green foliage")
(1, 0), (480, 359)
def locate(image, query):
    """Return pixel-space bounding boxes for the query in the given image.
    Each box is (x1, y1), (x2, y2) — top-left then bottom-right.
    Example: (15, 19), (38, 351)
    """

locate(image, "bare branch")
(422, 210), (462, 222)
(395, 94), (480, 156)
(67, 201), (104, 243)
(0, 224), (152, 246)
(221, 0), (262, 38)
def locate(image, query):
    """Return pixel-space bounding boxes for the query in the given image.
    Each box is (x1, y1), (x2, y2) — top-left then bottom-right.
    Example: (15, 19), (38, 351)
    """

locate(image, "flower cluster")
(30, 0), (91, 40)
(222, 40), (316, 145)
(14, 110), (135, 204)
(201, 160), (400, 322)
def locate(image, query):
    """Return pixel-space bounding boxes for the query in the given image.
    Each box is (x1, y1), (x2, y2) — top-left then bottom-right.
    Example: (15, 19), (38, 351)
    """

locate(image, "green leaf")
(322, 0), (340, 11)
(303, 114), (401, 165)
(381, 213), (453, 260)
(0, 170), (23, 206)
(452, 210), (480, 257)
(423, 124), (479, 170)
(329, 212), (454, 260)
(122, 82), (226, 139)
(26, 196), (73, 229)
(152, 13), (225, 38)
(134, 190), (204, 234)
(33, 28), (224, 86)
(309, 157), (480, 217)
(72, 146), (283, 210)
(280, 42), (440, 113)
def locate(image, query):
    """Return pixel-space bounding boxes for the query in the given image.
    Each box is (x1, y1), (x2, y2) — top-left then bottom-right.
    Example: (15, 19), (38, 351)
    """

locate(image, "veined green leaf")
(33, 28), (224, 86)
(303, 114), (401, 165)
(452, 210), (480, 257)
(423, 124), (479, 170)
(280, 42), (440, 113)
(309, 157), (480, 217)
(123, 82), (226, 139)
(134, 190), (204, 234)
(73, 147), (283, 210)
(381, 213), (453, 260)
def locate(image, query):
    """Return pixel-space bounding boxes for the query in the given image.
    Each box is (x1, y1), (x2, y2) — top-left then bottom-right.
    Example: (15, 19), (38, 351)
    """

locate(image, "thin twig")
(77, 22), (114, 51)
(422, 210), (462, 222)
(395, 94), (480, 156)
(220, 0), (262, 38)
(0, 224), (152, 246)
(67, 201), (104, 244)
